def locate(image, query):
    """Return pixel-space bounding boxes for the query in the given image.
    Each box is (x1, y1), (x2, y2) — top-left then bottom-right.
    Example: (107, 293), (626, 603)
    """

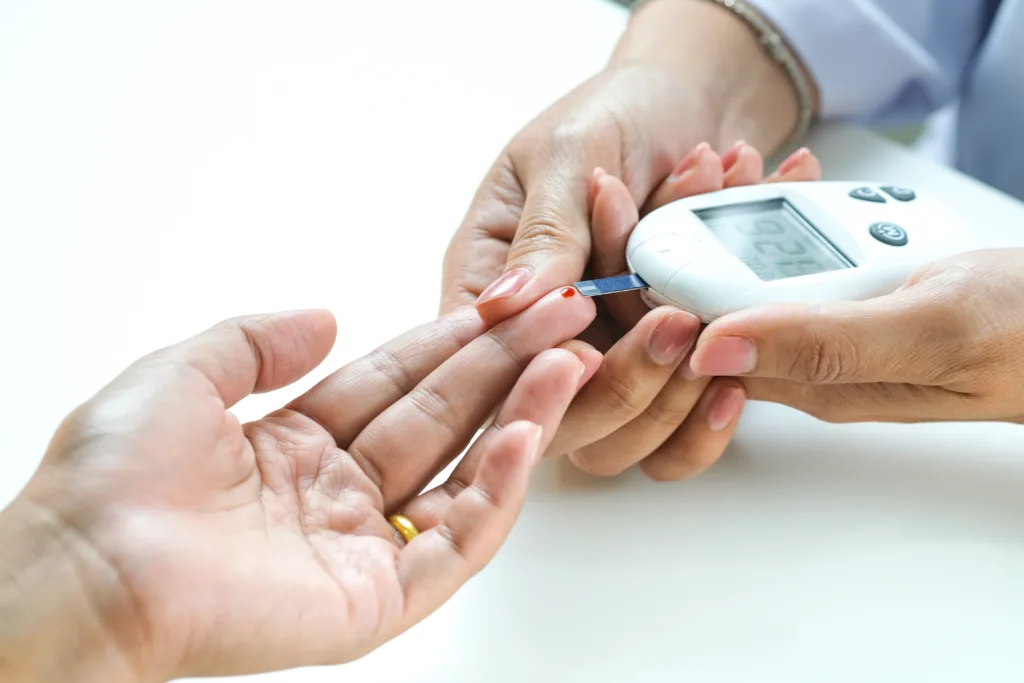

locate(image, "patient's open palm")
(32, 295), (594, 678)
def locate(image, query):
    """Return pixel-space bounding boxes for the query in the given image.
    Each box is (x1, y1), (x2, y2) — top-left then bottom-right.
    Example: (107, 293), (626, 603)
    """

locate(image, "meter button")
(849, 187), (886, 203)
(869, 222), (908, 246)
(880, 186), (916, 202)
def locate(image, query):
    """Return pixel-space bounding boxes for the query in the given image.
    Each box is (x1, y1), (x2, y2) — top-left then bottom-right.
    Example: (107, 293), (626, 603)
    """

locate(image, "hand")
(551, 142), (823, 481)
(0, 291), (597, 681)
(689, 248), (1024, 423)
(441, 0), (808, 323)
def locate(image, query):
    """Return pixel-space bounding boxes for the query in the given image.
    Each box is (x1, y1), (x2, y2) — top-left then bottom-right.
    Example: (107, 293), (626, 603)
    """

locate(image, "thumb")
(474, 168), (591, 325)
(157, 310), (338, 407)
(689, 290), (954, 385)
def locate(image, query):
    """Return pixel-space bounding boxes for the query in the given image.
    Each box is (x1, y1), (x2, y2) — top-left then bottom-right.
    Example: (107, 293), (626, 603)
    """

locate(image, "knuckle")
(480, 330), (526, 371)
(510, 210), (587, 264)
(642, 400), (695, 429)
(789, 329), (859, 383)
(435, 523), (470, 565)
(600, 373), (649, 420)
(368, 347), (417, 396)
(406, 385), (461, 440)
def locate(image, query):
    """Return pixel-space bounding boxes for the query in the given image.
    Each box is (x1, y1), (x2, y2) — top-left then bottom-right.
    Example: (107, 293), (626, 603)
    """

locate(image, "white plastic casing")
(626, 182), (983, 322)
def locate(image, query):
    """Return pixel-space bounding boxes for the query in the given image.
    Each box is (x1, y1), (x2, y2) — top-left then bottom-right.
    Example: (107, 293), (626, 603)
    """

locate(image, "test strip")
(573, 273), (649, 297)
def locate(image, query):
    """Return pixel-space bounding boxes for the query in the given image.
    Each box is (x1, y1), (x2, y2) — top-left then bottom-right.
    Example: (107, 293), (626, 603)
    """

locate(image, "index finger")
(474, 162), (594, 326)
(288, 306), (486, 449)
(350, 287), (596, 510)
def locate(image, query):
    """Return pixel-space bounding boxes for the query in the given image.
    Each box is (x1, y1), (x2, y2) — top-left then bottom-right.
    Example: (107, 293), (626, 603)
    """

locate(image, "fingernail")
(529, 423), (545, 463)
(475, 268), (531, 308)
(695, 337), (757, 376)
(648, 312), (698, 366)
(588, 167), (606, 210)
(678, 361), (701, 381)
(777, 147), (809, 176)
(670, 142), (709, 180)
(707, 386), (745, 432)
(721, 140), (746, 173)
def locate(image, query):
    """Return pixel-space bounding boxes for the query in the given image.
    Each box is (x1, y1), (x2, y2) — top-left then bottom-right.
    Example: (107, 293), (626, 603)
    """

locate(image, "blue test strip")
(574, 273), (649, 297)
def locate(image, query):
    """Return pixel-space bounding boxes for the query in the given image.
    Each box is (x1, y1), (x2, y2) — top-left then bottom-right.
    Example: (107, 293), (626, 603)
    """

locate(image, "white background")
(3, 1), (1024, 682)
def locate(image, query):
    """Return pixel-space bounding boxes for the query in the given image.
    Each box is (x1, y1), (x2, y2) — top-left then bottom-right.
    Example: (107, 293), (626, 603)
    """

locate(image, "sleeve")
(746, 0), (998, 125)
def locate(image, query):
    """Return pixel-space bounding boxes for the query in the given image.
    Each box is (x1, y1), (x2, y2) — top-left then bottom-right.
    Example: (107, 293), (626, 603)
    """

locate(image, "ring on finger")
(388, 514), (420, 544)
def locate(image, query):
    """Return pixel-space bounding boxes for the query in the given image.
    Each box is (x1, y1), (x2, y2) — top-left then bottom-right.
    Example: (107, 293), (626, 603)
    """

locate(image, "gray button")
(869, 222), (908, 246)
(881, 186), (916, 202)
(849, 186), (886, 203)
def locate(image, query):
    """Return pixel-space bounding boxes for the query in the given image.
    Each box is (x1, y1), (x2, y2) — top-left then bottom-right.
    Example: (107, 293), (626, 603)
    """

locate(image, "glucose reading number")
(694, 199), (851, 281)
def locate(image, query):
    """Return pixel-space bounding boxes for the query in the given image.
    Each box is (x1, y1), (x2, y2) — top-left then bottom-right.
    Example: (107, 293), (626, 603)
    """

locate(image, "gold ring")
(388, 514), (419, 543)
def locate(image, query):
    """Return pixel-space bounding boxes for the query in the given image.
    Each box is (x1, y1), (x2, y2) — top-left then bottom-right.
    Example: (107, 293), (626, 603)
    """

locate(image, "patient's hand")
(548, 142), (823, 480)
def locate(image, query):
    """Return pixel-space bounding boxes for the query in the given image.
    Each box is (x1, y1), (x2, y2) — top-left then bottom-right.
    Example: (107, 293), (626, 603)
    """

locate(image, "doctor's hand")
(0, 292), (596, 682)
(548, 143), (823, 480)
(690, 248), (1024, 424)
(440, 0), (807, 323)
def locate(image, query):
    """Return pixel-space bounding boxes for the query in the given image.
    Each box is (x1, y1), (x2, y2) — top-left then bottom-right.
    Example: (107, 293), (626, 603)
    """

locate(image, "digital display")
(694, 199), (852, 281)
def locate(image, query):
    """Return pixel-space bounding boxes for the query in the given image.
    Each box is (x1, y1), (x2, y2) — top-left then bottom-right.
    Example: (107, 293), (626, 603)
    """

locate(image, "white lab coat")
(750, 0), (1023, 201)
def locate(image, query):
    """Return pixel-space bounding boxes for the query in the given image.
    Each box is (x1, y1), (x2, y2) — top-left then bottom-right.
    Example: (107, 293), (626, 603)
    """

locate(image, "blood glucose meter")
(574, 182), (980, 322)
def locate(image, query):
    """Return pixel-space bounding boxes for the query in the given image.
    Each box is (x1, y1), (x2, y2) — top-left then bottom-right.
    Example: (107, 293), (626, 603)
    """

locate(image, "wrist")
(0, 493), (149, 683)
(612, 0), (817, 154)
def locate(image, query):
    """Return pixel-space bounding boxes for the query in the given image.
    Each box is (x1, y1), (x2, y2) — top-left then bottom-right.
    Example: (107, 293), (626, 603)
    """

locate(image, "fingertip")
(723, 145), (764, 188)
(721, 140), (746, 172)
(476, 256), (595, 326)
(576, 348), (604, 389)
(248, 309), (340, 393)
(555, 339), (604, 389)
(706, 381), (746, 432)
(669, 141), (712, 180)
(688, 335), (756, 378)
(766, 147), (820, 183)
(497, 419), (546, 467)
(593, 172), (638, 230)
(638, 377), (742, 482)
(281, 308), (339, 349)
(644, 146), (725, 213)
(475, 267), (535, 325)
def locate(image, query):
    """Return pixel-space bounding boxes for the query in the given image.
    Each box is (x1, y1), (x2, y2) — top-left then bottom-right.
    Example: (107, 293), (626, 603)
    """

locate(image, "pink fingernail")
(678, 361), (701, 381)
(777, 147), (809, 176)
(707, 386), (745, 432)
(475, 268), (531, 308)
(529, 423), (545, 463)
(694, 337), (757, 376)
(571, 349), (600, 390)
(722, 140), (745, 173)
(575, 357), (587, 387)
(648, 311), (699, 365)
(670, 142), (709, 179)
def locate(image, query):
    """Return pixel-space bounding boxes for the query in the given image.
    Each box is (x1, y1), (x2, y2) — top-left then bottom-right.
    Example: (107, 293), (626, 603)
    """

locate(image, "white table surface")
(3, 1), (1024, 681)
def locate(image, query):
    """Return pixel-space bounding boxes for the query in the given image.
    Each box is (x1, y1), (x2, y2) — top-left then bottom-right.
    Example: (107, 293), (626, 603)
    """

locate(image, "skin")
(441, 0), (820, 480)
(691, 248), (1024, 424)
(0, 291), (600, 682)
(535, 142), (824, 480)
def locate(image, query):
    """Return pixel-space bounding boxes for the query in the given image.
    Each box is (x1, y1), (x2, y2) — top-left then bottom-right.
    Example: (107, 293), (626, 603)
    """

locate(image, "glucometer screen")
(695, 198), (852, 281)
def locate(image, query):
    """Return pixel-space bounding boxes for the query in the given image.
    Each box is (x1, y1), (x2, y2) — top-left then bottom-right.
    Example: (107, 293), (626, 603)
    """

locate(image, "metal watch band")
(629, 0), (814, 154)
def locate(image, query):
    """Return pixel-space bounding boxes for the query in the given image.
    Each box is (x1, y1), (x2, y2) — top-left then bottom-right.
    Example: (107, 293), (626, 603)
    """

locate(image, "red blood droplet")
(560, 287), (576, 298)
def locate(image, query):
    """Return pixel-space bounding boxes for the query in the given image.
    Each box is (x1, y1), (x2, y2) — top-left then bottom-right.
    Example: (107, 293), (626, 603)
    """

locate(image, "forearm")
(612, 0), (818, 154)
(0, 497), (143, 683)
